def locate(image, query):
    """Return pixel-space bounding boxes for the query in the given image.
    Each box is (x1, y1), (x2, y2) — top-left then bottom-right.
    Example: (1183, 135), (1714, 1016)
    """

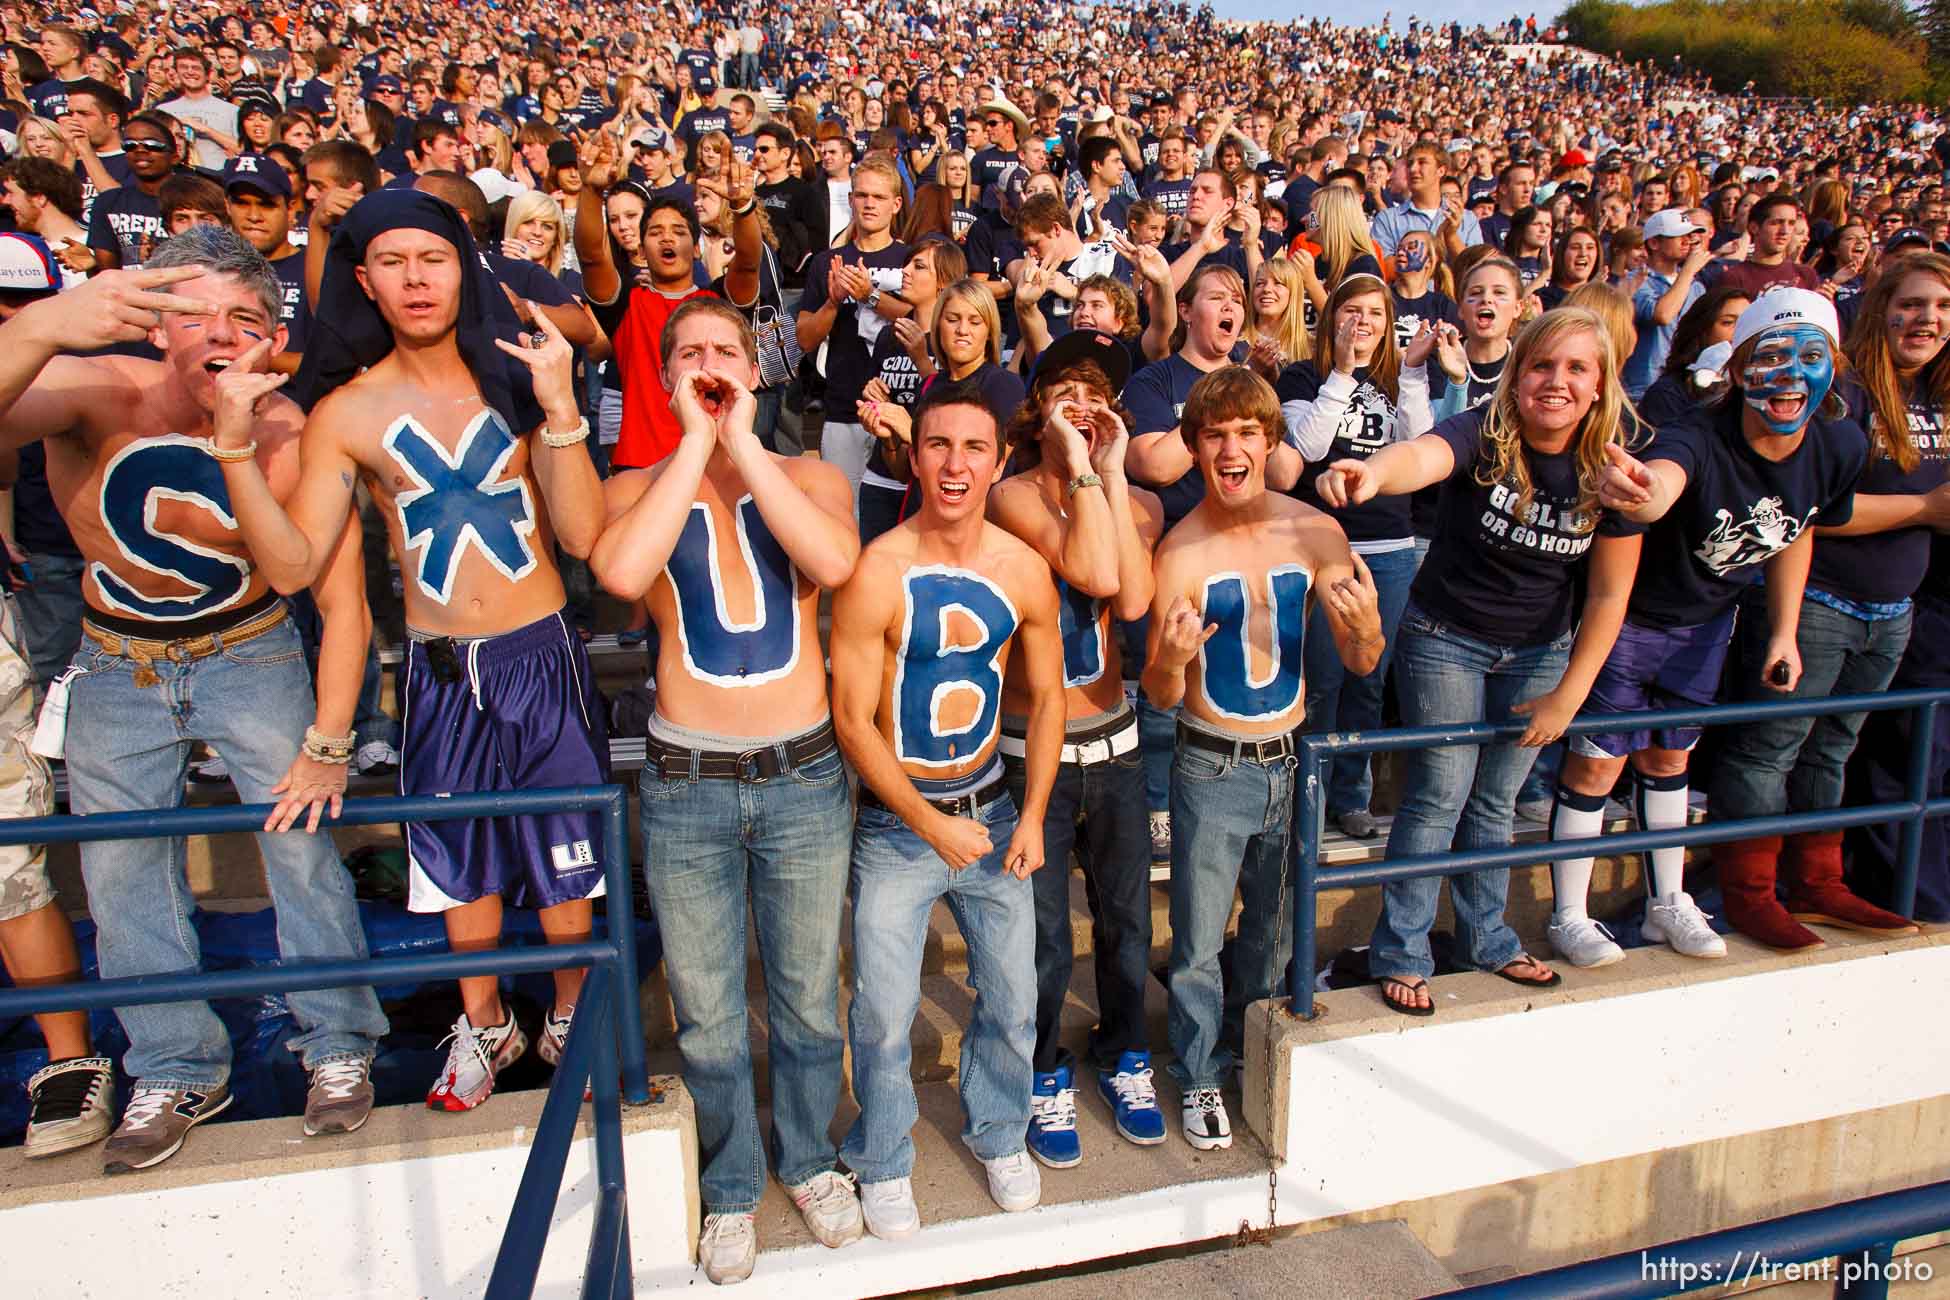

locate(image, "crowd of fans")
(0, 0), (1948, 1285)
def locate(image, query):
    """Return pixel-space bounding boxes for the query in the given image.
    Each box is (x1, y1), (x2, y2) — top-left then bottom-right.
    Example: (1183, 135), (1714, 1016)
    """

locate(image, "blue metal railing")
(1289, 687), (1950, 1018)
(0, 785), (647, 1300)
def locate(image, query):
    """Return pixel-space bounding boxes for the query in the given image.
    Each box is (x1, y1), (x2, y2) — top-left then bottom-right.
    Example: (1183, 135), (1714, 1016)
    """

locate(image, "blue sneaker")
(1026, 1065), (1081, 1169)
(1098, 1051), (1167, 1145)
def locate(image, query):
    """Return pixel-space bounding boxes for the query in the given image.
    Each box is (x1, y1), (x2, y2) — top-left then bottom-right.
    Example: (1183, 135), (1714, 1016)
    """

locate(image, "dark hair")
(1748, 193), (1800, 228)
(913, 376), (1001, 445)
(1079, 135), (1121, 177)
(644, 196), (701, 246)
(158, 173), (227, 225)
(412, 116), (458, 153)
(754, 121), (793, 151)
(1660, 284), (1753, 381)
(1501, 205), (1548, 258)
(304, 139), (380, 193)
(4, 156), (83, 220)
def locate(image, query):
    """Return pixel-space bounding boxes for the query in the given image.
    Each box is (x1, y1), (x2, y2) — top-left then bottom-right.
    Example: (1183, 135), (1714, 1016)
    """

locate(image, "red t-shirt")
(608, 284), (717, 469)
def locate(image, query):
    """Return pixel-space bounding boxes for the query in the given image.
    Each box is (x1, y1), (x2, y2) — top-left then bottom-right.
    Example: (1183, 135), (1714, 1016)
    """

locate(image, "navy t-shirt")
(1391, 287), (1460, 352)
(1277, 361), (1413, 544)
(86, 185), (163, 268)
(1411, 408), (1645, 646)
(1629, 399), (1866, 627)
(970, 147), (1017, 203)
(799, 240), (913, 411)
(1810, 387), (1950, 605)
(271, 251), (310, 355)
(1144, 176), (1191, 221)
(1123, 353), (1211, 527)
(1160, 233), (1249, 282)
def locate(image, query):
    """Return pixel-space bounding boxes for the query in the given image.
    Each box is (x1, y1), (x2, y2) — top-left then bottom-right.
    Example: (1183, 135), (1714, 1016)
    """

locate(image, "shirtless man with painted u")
(1142, 365), (1382, 1152)
(211, 189), (607, 1115)
(0, 235), (388, 1173)
(585, 298), (862, 1286)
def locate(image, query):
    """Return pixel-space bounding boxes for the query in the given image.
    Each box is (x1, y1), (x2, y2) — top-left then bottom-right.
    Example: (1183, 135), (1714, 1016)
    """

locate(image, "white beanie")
(1731, 286), (1840, 354)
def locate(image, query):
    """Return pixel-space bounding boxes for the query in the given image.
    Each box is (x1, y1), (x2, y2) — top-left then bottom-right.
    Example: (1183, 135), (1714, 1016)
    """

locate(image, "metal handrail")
(1290, 688), (1950, 1017)
(0, 785), (646, 1299)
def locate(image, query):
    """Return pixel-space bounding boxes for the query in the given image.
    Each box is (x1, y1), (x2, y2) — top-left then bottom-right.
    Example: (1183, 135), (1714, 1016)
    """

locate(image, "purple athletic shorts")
(1570, 608), (1737, 759)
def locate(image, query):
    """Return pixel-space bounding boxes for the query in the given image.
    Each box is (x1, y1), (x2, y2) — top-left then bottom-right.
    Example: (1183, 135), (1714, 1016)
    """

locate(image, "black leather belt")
(860, 773), (1011, 819)
(1176, 719), (1296, 764)
(646, 719), (837, 781)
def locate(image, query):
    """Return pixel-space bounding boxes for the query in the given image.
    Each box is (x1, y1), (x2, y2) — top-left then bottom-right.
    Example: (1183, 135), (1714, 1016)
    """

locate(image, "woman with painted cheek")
(1637, 286), (1751, 426)
(1537, 227), (1602, 311)
(1818, 221), (1873, 322)
(1313, 309), (1645, 1013)
(1562, 289), (1871, 965)
(1389, 230), (1461, 353)
(1746, 256), (1950, 932)
(1274, 275), (1433, 840)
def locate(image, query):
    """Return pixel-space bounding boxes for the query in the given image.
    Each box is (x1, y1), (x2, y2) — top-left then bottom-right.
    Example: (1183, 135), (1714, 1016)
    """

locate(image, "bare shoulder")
(50, 353), (149, 435)
(1127, 482), (1165, 538)
(781, 452), (850, 501)
(255, 391), (307, 451)
(985, 521), (1056, 604)
(601, 463), (659, 517)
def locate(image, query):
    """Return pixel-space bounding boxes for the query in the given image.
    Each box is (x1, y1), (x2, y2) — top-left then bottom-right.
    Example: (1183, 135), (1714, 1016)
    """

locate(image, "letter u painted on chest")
(893, 566), (1019, 767)
(93, 435), (251, 620)
(1197, 565), (1310, 722)
(1056, 578), (1106, 689)
(666, 495), (800, 686)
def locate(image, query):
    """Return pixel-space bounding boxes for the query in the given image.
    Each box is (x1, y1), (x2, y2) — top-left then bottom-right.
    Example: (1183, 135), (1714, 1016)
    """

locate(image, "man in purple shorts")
(215, 189), (609, 1111)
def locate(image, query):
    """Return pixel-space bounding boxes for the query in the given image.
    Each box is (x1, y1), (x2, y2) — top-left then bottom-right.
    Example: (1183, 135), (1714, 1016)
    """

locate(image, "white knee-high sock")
(1549, 786), (1608, 924)
(1637, 771), (1691, 899)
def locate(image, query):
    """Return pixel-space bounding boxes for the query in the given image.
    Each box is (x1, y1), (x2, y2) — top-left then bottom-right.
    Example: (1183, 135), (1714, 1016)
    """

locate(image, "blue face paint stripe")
(1195, 564), (1311, 723)
(1741, 324), (1834, 435)
(665, 494), (801, 687)
(1055, 578), (1106, 689)
(384, 410), (539, 604)
(891, 565), (1020, 768)
(92, 435), (253, 621)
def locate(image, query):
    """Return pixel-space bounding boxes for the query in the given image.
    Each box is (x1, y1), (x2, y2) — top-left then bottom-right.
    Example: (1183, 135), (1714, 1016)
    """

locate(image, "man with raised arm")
(1142, 366), (1382, 1152)
(986, 331), (1167, 1170)
(0, 237), (388, 1172)
(585, 298), (862, 1286)
(829, 378), (1064, 1239)
(208, 189), (608, 1115)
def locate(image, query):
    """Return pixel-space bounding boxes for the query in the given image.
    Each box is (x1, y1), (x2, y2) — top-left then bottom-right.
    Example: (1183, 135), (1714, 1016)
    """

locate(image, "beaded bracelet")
(302, 726), (356, 765)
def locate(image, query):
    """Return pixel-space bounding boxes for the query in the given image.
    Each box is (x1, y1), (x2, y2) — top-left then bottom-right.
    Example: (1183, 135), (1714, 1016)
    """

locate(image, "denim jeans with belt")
(1368, 603), (1570, 981)
(1166, 733), (1295, 1089)
(1302, 544), (1416, 817)
(13, 550), (85, 685)
(639, 740), (852, 1215)
(1711, 594), (1912, 821)
(843, 792), (1033, 1182)
(63, 616), (388, 1089)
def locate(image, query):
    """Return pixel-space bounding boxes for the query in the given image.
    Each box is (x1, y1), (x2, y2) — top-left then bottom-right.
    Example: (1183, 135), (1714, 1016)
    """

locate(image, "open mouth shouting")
(936, 474), (971, 506)
(1215, 462), (1250, 493)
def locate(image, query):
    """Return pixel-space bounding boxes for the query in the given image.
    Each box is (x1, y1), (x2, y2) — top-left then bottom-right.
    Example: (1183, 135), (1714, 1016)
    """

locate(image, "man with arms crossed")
(586, 299), (863, 1285)
(209, 190), (608, 1113)
(830, 378), (1064, 1237)
(0, 237), (388, 1171)
(1143, 366), (1382, 1150)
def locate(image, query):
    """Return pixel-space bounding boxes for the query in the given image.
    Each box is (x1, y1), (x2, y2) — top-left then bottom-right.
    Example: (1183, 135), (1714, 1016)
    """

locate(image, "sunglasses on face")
(124, 138), (172, 153)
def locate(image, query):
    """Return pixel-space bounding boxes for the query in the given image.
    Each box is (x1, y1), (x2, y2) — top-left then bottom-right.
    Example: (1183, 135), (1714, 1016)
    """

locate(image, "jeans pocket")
(1176, 747), (1229, 782)
(219, 623), (303, 667)
(1399, 607), (1440, 640)
(787, 746), (846, 788)
(637, 766), (693, 802)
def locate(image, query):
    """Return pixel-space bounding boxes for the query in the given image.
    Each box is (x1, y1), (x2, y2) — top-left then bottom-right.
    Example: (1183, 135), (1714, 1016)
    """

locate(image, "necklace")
(1466, 352), (1507, 387)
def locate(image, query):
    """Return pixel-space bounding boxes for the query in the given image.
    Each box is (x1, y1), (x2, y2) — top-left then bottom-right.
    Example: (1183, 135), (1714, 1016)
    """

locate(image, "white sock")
(1637, 776), (1690, 899)
(1549, 788), (1607, 924)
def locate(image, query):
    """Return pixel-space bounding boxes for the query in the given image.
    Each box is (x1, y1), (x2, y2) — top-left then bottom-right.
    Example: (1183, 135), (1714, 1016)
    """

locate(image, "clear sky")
(1208, 0), (1552, 29)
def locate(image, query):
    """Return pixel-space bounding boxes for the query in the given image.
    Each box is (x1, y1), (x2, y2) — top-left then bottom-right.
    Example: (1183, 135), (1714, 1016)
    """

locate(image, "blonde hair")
(1252, 258), (1311, 366)
(933, 277), (1002, 371)
(1474, 307), (1638, 529)
(1314, 186), (1379, 289)
(504, 190), (566, 274)
(1562, 281), (1636, 371)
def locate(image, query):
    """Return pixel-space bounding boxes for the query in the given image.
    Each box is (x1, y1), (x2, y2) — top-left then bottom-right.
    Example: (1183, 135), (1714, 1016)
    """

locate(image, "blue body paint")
(666, 495), (801, 687)
(1196, 564), (1311, 722)
(892, 566), (1019, 768)
(93, 435), (251, 620)
(1055, 578), (1106, 689)
(384, 410), (539, 603)
(1741, 324), (1834, 436)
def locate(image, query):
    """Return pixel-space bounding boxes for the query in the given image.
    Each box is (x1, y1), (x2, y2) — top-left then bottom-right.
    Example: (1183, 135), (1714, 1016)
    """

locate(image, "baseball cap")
(1466, 179), (1497, 206)
(1557, 148), (1591, 169)
(1884, 226), (1933, 253)
(1643, 208), (1707, 240)
(222, 153), (292, 198)
(1029, 329), (1131, 402)
(0, 233), (59, 296)
(629, 127), (669, 152)
(369, 73), (405, 96)
(1731, 286), (1840, 353)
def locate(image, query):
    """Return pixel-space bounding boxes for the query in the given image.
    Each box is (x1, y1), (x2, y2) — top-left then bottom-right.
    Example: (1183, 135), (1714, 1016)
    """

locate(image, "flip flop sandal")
(1493, 954), (1563, 989)
(1379, 975), (1436, 1017)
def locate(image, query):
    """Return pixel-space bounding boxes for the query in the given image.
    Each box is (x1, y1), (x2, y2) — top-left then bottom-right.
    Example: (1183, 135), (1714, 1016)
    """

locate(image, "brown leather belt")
(644, 719), (838, 781)
(83, 600), (289, 688)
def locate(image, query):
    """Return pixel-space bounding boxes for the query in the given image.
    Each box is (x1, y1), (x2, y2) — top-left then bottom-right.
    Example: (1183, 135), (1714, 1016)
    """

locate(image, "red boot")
(1784, 830), (1919, 937)
(1715, 836), (1824, 950)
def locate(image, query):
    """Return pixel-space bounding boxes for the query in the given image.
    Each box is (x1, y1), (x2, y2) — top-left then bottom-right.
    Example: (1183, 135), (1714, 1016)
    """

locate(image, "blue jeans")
(1849, 595), (1950, 921)
(14, 550), (85, 685)
(1369, 603), (1570, 981)
(1166, 736), (1295, 1088)
(639, 742), (851, 1214)
(843, 792), (1033, 1181)
(1121, 615), (1176, 816)
(64, 616), (387, 1088)
(1714, 595), (1911, 819)
(1302, 545), (1414, 816)
(753, 387), (784, 451)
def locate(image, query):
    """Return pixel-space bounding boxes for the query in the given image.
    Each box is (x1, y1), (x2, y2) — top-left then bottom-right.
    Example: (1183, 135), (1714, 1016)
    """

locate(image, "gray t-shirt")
(159, 94), (239, 171)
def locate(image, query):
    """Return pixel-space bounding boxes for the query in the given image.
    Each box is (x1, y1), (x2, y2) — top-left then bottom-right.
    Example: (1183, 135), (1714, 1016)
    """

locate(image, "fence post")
(1289, 737), (1324, 1019)
(1894, 700), (1937, 920)
(601, 787), (652, 1106)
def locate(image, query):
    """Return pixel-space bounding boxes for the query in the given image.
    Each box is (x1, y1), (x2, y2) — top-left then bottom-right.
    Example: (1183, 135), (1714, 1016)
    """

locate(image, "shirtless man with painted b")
(210, 189), (607, 1114)
(1142, 365), (1382, 1152)
(585, 298), (862, 1285)
(830, 378), (1065, 1239)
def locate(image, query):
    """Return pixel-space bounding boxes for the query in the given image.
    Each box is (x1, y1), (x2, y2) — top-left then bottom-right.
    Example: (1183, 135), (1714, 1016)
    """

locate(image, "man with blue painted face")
(210, 190), (608, 1115)
(1583, 288), (1873, 954)
(830, 377), (1065, 1239)
(0, 236), (389, 1171)
(585, 298), (864, 1286)
(1142, 365), (1382, 1153)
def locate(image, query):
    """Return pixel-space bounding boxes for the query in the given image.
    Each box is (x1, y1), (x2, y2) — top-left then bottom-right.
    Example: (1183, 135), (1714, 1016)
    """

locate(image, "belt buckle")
(1077, 737), (1108, 766)
(737, 748), (767, 782)
(164, 639), (195, 664)
(943, 791), (974, 819)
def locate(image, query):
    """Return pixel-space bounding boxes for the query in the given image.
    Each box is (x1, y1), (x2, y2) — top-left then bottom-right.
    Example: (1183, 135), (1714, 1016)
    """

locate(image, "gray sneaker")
(103, 1081), (232, 1174)
(24, 1056), (114, 1158)
(304, 1058), (375, 1136)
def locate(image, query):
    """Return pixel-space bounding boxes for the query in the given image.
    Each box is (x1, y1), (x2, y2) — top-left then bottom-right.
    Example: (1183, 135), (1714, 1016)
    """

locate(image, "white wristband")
(540, 416), (591, 449)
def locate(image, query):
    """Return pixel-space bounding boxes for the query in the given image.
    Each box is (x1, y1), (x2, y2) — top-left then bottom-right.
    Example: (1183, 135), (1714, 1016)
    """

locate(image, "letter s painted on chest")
(93, 435), (251, 621)
(665, 495), (800, 686)
(893, 566), (1019, 768)
(1197, 565), (1310, 722)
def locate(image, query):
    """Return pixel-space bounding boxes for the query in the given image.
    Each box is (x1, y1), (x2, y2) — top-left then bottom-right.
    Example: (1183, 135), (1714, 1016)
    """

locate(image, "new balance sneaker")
(1181, 1087), (1232, 1151)
(980, 1149), (1042, 1212)
(1026, 1065), (1081, 1168)
(537, 1003), (595, 1101)
(1097, 1050), (1167, 1145)
(426, 1012), (528, 1112)
(24, 1056), (113, 1158)
(698, 1211), (757, 1285)
(1149, 810), (1171, 865)
(784, 1169), (864, 1248)
(1644, 892), (1728, 959)
(1547, 914), (1625, 968)
(354, 740), (400, 776)
(859, 1176), (921, 1240)
(304, 1058), (374, 1136)
(102, 1081), (232, 1174)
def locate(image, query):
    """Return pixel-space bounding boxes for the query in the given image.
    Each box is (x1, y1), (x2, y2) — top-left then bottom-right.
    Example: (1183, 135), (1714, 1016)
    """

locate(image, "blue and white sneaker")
(1098, 1050), (1167, 1145)
(1026, 1065), (1081, 1168)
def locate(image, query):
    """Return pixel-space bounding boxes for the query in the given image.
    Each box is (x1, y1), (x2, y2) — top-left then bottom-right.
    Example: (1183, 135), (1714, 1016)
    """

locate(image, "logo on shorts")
(550, 839), (596, 874)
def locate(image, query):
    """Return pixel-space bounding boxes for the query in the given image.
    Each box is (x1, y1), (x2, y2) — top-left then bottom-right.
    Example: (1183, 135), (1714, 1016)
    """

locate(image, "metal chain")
(1238, 754), (1301, 1249)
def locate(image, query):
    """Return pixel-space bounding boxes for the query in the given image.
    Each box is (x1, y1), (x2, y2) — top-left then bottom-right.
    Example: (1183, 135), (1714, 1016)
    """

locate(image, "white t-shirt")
(159, 94), (239, 171)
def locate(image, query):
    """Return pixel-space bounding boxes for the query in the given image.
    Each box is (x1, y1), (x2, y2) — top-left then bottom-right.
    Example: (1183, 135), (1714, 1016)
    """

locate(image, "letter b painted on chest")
(894, 567), (1019, 767)
(1197, 566), (1309, 722)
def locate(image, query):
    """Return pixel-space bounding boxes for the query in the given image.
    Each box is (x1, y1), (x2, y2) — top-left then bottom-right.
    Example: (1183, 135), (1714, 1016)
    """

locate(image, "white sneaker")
(1547, 914), (1625, 968)
(354, 740), (400, 775)
(1149, 810), (1171, 864)
(1181, 1088), (1232, 1150)
(1516, 796), (1554, 826)
(859, 1176), (921, 1240)
(699, 1211), (757, 1285)
(784, 1169), (864, 1248)
(980, 1149), (1042, 1212)
(1644, 892), (1728, 959)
